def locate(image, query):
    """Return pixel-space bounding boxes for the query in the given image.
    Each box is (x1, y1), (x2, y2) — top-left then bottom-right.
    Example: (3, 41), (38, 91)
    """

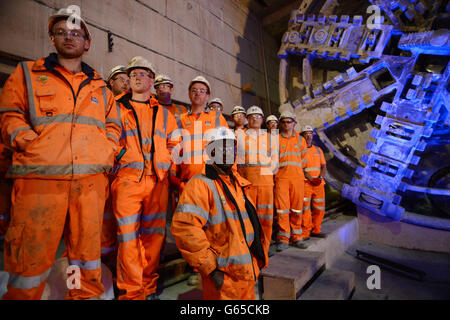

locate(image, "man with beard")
(0, 7), (121, 299)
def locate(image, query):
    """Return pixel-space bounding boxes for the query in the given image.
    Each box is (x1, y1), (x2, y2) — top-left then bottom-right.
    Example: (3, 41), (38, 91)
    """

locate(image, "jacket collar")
(32, 53), (101, 80)
(205, 164), (251, 188)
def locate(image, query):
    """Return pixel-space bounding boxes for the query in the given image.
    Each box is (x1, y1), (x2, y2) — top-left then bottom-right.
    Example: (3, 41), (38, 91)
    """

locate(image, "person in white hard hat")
(107, 65), (130, 96)
(207, 98), (224, 113)
(266, 115), (278, 133)
(171, 127), (267, 299)
(175, 76), (228, 286)
(231, 105), (247, 132)
(300, 125), (327, 240)
(237, 106), (278, 256)
(111, 56), (180, 300)
(154, 74), (188, 122)
(0, 6), (122, 300)
(274, 112), (308, 252)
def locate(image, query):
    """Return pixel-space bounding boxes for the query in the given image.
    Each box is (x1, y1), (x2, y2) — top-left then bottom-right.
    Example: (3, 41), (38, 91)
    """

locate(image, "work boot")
(293, 240), (308, 249)
(276, 242), (289, 252)
(187, 272), (201, 286)
(311, 232), (327, 238)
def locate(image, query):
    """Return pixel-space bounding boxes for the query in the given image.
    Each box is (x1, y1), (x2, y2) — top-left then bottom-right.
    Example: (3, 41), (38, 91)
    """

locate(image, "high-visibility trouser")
(2, 175), (108, 300)
(245, 185), (274, 254)
(275, 178), (305, 243)
(112, 175), (168, 300)
(200, 271), (256, 300)
(0, 178), (12, 239)
(302, 181), (326, 237)
(101, 175), (117, 257)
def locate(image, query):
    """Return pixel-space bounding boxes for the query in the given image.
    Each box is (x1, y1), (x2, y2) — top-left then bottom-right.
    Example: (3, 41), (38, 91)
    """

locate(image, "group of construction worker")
(0, 8), (327, 301)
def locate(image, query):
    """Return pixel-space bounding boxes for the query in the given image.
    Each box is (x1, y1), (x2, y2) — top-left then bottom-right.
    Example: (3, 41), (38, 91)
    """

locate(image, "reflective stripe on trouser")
(245, 185), (273, 254)
(2, 175), (107, 300)
(275, 178), (304, 243)
(112, 175), (168, 300)
(200, 270), (256, 300)
(0, 178), (12, 237)
(302, 182), (326, 236)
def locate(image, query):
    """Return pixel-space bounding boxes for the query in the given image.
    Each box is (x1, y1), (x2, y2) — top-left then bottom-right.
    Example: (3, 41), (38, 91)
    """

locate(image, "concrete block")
(358, 207), (450, 254)
(303, 215), (359, 267)
(0, 0), (53, 60)
(139, 0), (167, 15)
(167, 0), (201, 36)
(223, 0), (259, 44)
(299, 268), (355, 300)
(262, 249), (325, 300)
(198, 0), (224, 19)
(172, 23), (203, 72)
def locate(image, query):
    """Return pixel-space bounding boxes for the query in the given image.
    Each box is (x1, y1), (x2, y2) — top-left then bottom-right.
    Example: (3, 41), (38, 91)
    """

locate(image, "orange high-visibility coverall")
(112, 92), (179, 300)
(237, 129), (278, 254)
(171, 166), (268, 300)
(302, 145), (326, 237)
(0, 54), (121, 300)
(275, 131), (307, 244)
(101, 94), (161, 259)
(0, 139), (12, 239)
(176, 110), (228, 192)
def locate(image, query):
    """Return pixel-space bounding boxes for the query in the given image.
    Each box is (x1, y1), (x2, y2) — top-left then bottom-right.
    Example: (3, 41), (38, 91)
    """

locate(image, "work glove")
(210, 269), (225, 291)
(311, 178), (322, 186)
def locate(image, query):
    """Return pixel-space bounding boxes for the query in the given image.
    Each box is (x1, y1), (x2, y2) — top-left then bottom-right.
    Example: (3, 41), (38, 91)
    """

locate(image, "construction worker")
(154, 74), (188, 124)
(0, 7), (121, 299)
(171, 127), (267, 300)
(207, 98), (224, 113)
(266, 115), (278, 133)
(231, 105), (247, 132)
(106, 65), (130, 96)
(300, 125), (327, 239)
(175, 76), (228, 194)
(173, 76), (228, 286)
(275, 111), (308, 252)
(237, 106), (277, 255)
(111, 56), (179, 300)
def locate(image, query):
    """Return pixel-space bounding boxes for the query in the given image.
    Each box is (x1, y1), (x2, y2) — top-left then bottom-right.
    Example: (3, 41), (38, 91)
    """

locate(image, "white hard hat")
(107, 65), (127, 82)
(189, 76), (211, 94)
(126, 56), (156, 75)
(205, 127), (236, 144)
(231, 105), (246, 115)
(246, 105), (264, 117)
(266, 115), (278, 123)
(154, 74), (174, 88)
(208, 98), (223, 107)
(301, 125), (314, 133)
(279, 111), (296, 121)
(48, 7), (91, 41)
